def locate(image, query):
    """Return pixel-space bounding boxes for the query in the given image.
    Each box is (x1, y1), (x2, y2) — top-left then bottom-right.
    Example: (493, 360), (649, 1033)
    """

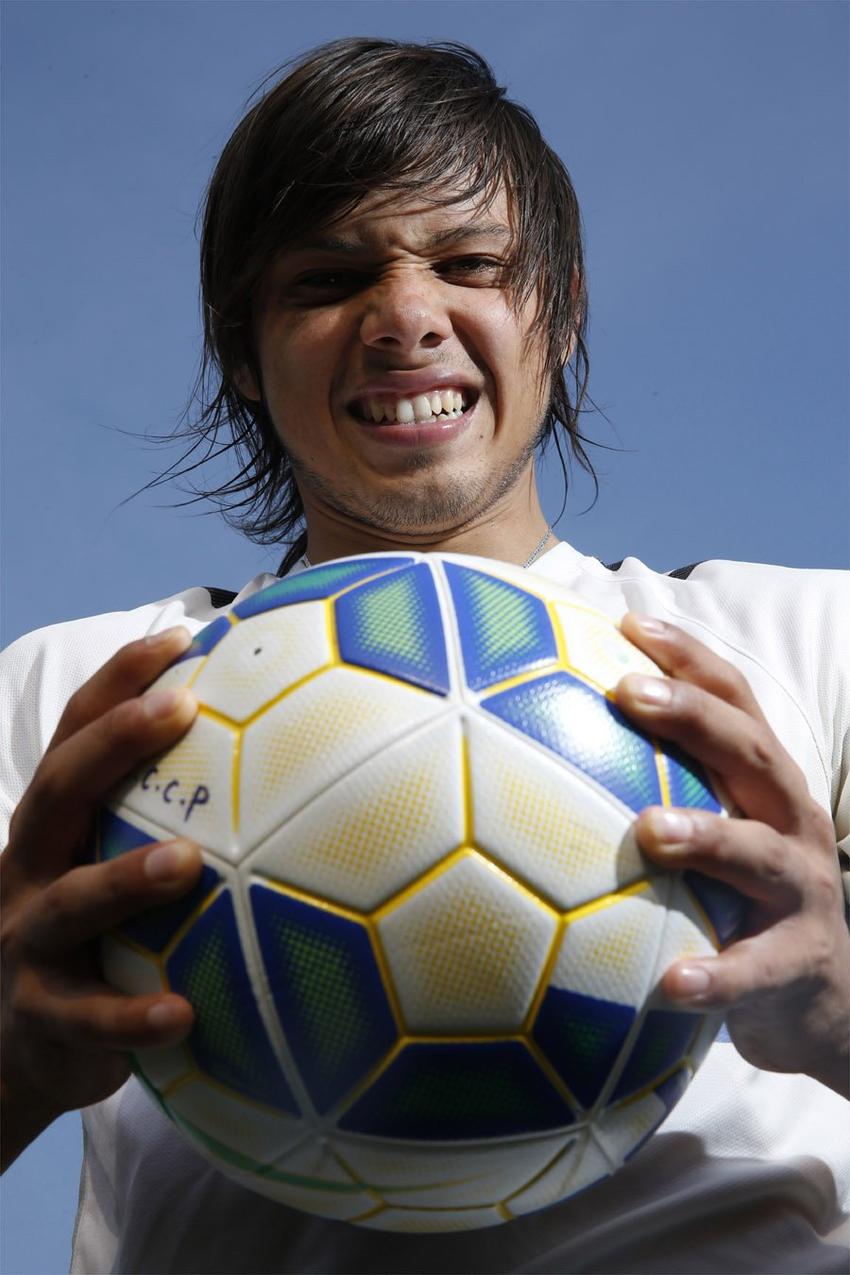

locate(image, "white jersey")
(2, 542), (849, 1274)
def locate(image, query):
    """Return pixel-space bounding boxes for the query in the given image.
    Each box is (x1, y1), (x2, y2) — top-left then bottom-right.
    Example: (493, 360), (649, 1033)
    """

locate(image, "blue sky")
(2, 2), (848, 1270)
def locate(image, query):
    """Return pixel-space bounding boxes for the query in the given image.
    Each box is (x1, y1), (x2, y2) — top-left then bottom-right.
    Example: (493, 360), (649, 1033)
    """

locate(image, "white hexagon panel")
(166, 1077), (305, 1167)
(111, 711), (237, 858)
(334, 1129), (572, 1210)
(531, 881), (669, 1111)
(466, 714), (643, 910)
(191, 602), (332, 723)
(247, 715), (465, 910)
(237, 666), (448, 857)
(377, 850), (557, 1033)
(506, 1132), (610, 1218)
(553, 602), (659, 692)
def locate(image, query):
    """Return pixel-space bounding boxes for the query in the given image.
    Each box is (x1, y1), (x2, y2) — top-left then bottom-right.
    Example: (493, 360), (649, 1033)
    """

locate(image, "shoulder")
(547, 548), (849, 819)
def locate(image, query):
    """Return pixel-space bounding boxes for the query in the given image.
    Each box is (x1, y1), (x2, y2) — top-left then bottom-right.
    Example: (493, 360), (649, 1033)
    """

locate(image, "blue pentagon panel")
(174, 615), (232, 665)
(623, 1067), (691, 1161)
(683, 871), (745, 947)
(250, 885), (397, 1114)
(610, 1009), (697, 1105)
(98, 808), (154, 861)
(662, 744), (722, 813)
(338, 1041), (574, 1140)
(335, 564), (450, 695)
(481, 673), (661, 814)
(443, 563), (558, 691)
(233, 558), (412, 620)
(119, 864), (221, 954)
(532, 988), (636, 1110)
(166, 890), (298, 1113)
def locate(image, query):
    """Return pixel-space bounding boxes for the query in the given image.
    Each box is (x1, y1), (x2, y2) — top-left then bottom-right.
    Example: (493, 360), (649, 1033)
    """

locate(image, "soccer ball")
(96, 552), (742, 1232)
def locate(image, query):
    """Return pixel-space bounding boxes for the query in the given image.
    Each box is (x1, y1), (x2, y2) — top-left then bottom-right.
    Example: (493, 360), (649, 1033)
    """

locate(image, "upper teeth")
(355, 388), (467, 423)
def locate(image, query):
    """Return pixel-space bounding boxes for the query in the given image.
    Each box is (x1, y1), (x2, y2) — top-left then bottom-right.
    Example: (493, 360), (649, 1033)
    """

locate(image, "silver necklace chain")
(300, 526), (552, 572)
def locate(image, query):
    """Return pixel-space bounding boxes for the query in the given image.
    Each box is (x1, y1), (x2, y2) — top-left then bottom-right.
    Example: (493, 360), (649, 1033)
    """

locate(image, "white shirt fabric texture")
(1, 541), (849, 1275)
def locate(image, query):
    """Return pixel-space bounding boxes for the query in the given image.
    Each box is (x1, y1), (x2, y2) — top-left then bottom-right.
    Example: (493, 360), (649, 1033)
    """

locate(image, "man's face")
(246, 184), (552, 540)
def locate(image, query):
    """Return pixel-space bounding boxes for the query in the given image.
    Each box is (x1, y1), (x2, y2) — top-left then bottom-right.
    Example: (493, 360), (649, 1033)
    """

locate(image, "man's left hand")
(615, 611), (849, 1098)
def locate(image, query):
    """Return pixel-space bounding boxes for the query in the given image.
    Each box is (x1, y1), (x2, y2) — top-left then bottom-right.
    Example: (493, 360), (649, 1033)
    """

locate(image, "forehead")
(289, 183), (515, 256)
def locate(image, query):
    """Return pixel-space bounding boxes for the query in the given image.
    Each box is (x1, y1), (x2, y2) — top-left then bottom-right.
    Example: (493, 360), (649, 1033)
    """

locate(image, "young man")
(2, 37), (848, 1274)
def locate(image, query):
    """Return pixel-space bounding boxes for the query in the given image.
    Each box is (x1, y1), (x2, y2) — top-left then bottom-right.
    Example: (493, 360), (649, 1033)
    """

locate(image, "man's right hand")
(1, 626), (203, 1171)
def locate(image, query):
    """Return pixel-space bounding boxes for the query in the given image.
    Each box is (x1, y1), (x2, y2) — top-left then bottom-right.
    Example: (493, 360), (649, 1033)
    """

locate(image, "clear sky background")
(2, 2), (848, 1271)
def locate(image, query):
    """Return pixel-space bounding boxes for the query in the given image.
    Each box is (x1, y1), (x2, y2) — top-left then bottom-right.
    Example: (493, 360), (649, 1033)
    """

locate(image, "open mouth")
(348, 387), (478, 426)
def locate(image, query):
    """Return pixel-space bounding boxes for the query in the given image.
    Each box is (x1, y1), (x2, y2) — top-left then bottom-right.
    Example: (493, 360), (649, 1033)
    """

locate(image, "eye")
(439, 256), (503, 282)
(294, 269), (364, 292)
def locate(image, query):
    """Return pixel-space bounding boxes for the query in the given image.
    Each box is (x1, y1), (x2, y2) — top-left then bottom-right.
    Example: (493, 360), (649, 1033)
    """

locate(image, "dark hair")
(163, 37), (595, 573)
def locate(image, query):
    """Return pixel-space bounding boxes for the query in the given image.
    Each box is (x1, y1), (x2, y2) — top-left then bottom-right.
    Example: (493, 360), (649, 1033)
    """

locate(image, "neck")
(297, 482), (557, 571)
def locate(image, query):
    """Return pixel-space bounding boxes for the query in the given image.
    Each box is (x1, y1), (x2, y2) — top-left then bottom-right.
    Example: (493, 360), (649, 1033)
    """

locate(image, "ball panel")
(338, 1042), (575, 1140)
(682, 871), (745, 947)
(466, 715), (640, 910)
(377, 851), (557, 1033)
(609, 1010), (698, 1104)
(101, 933), (165, 997)
(247, 714), (465, 911)
(335, 564), (450, 696)
(443, 562), (558, 691)
(357, 1205), (506, 1233)
(191, 603), (332, 723)
(175, 615), (232, 664)
(552, 882), (669, 1007)
(165, 890), (299, 1114)
(506, 1133), (609, 1217)
(652, 878), (719, 985)
(660, 744), (723, 813)
(112, 712), (237, 857)
(165, 1077), (304, 1167)
(481, 673), (662, 815)
(554, 604), (659, 691)
(134, 1044), (194, 1090)
(233, 558), (412, 619)
(533, 989), (636, 1110)
(593, 1065), (691, 1171)
(237, 667), (446, 857)
(212, 1161), (378, 1219)
(147, 654), (206, 691)
(250, 883), (397, 1114)
(333, 1131), (571, 1209)
(97, 807), (155, 861)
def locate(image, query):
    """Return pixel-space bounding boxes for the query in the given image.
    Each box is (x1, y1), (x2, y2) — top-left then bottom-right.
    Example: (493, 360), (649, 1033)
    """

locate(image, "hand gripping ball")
(95, 552), (743, 1232)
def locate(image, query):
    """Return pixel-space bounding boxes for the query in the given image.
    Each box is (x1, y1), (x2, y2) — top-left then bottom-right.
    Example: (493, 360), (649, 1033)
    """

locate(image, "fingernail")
(647, 809), (694, 845)
(147, 1000), (185, 1031)
(145, 626), (192, 651)
(145, 839), (195, 881)
(675, 964), (712, 998)
(626, 613), (667, 637)
(142, 687), (186, 719)
(626, 675), (672, 705)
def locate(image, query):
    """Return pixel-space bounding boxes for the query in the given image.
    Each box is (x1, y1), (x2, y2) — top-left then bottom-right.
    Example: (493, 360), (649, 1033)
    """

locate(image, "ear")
(232, 363), (262, 403)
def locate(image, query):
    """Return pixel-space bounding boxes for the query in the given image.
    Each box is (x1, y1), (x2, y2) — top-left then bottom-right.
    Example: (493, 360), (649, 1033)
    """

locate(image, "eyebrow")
(292, 222), (513, 255)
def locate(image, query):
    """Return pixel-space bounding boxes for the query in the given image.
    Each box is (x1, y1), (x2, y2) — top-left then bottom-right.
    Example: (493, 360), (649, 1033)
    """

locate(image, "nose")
(358, 271), (453, 354)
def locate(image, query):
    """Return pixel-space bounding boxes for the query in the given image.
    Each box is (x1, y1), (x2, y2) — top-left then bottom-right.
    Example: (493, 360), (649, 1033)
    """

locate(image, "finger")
(614, 673), (807, 831)
(49, 626), (194, 749)
(656, 927), (812, 1013)
(19, 966), (194, 1050)
(9, 688), (198, 879)
(619, 613), (769, 726)
(22, 839), (203, 958)
(635, 807), (801, 907)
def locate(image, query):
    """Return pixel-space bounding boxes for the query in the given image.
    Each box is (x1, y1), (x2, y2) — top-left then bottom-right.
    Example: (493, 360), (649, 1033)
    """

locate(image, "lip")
(348, 398), (478, 448)
(345, 371), (480, 407)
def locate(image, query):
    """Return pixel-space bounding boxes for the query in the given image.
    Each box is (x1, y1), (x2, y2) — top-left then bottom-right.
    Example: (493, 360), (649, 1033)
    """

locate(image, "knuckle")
(744, 726), (777, 774)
